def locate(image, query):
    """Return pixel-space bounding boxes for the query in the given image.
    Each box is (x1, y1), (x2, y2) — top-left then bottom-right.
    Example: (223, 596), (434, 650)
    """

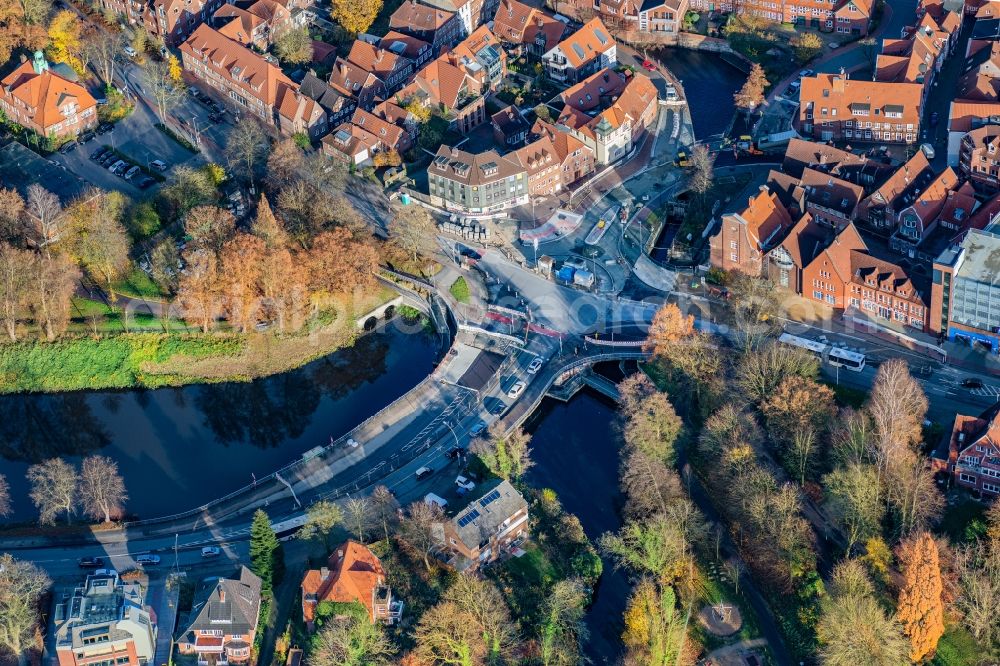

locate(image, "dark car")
(97, 123), (113, 134)
(90, 148), (108, 160)
(488, 400), (507, 416)
(136, 176), (155, 189)
(58, 141), (77, 154)
(78, 556), (105, 569)
(446, 446), (467, 459)
(100, 153), (118, 166)
(963, 378), (985, 389)
(79, 131), (96, 143)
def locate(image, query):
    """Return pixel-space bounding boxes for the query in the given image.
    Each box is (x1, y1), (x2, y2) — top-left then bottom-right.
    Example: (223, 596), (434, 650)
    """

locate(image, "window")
(985, 482), (1000, 493)
(730, 252), (738, 262)
(960, 473), (976, 483)
(814, 290), (824, 300)
(730, 240), (737, 249)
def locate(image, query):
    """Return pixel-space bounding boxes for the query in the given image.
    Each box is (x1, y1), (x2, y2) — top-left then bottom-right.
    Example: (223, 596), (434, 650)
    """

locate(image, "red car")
(641, 59), (656, 72)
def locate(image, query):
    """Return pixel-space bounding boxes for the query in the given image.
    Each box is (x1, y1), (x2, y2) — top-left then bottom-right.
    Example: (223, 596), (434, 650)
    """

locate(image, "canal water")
(0, 321), (437, 522)
(525, 391), (627, 666)
(654, 47), (746, 140)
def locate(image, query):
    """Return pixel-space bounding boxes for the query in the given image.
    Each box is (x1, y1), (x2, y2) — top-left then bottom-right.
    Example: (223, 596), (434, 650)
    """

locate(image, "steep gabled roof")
(180, 567), (261, 637)
(547, 17), (615, 68)
(181, 25), (291, 107)
(0, 60), (97, 131)
(300, 540), (386, 623)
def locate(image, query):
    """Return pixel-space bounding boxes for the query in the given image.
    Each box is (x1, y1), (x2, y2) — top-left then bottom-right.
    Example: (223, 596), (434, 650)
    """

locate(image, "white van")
(424, 493), (448, 509)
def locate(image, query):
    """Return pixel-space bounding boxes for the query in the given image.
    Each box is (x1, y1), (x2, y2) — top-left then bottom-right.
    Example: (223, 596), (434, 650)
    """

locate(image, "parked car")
(97, 123), (113, 134)
(58, 141), (77, 154)
(135, 554), (160, 565)
(526, 358), (543, 374)
(506, 380), (526, 399)
(641, 59), (656, 72)
(962, 378), (985, 389)
(201, 546), (221, 557)
(469, 420), (487, 437)
(124, 166), (142, 180)
(488, 400), (507, 416)
(123, 45), (137, 58)
(446, 445), (467, 459)
(799, 69), (815, 78)
(415, 466), (434, 480)
(79, 131), (95, 143)
(78, 556), (105, 569)
(100, 153), (118, 166)
(136, 176), (155, 189)
(455, 475), (476, 491)
(94, 568), (118, 577)
(108, 159), (126, 172)
(150, 159), (168, 171)
(91, 148), (108, 160)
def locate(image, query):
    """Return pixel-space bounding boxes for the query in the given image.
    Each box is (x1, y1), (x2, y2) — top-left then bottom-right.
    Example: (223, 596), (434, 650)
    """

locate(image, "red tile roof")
(0, 60), (97, 133)
(181, 25), (291, 107)
(301, 541), (386, 623)
(949, 99), (1000, 132)
(548, 17), (615, 69)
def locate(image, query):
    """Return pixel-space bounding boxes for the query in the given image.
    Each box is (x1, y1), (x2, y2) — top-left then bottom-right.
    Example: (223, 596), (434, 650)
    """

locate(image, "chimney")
(320, 567), (330, 581)
(819, 153), (827, 165)
(337, 548), (344, 559)
(217, 584), (226, 603)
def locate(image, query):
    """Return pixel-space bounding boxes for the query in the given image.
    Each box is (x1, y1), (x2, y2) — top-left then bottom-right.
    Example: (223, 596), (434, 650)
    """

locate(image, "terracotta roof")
(449, 25), (503, 66)
(798, 167), (864, 216)
(0, 60), (97, 133)
(408, 57), (472, 107)
(800, 73), (923, 127)
(860, 149), (932, 212)
(531, 118), (592, 163)
(276, 86), (323, 130)
(770, 213), (828, 268)
(213, 5), (265, 46)
(373, 100), (411, 125)
(492, 0), (565, 49)
(733, 187), (794, 251)
(782, 138), (867, 177)
(876, 25), (948, 85)
(430, 144), (525, 186)
(548, 17), (615, 69)
(901, 166), (959, 225)
(180, 25), (291, 107)
(558, 68), (657, 137)
(514, 135), (559, 175)
(389, 0), (456, 32)
(323, 122), (380, 160)
(806, 222), (868, 284)
(380, 31), (432, 61)
(849, 250), (926, 304)
(491, 105), (529, 135)
(247, 0), (288, 22)
(347, 40), (407, 80)
(301, 541), (386, 623)
(328, 58), (383, 100)
(836, 0), (873, 16)
(351, 107), (404, 146)
(968, 191), (1000, 232)
(948, 99), (1000, 132)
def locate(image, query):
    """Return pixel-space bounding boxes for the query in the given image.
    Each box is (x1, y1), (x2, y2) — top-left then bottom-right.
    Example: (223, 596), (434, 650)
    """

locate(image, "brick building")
(934, 403), (1000, 496)
(947, 100), (1000, 166)
(55, 573), (156, 666)
(959, 123), (1000, 193)
(856, 150), (934, 231)
(491, 0), (566, 56)
(428, 145), (528, 215)
(0, 53), (97, 139)
(300, 540), (402, 630)
(799, 72), (923, 144)
(710, 185), (794, 276)
(175, 567), (261, 664)
(439, 480), (529, 570)
(388, 0), (464, 53)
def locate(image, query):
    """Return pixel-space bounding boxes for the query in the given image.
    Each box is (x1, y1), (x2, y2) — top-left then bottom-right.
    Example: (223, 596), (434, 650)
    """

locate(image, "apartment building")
(397, 43), (495, 133)
(959, 123), (1000, 193)
(931, 225), (1000, 349)
(428, 145), (528, 215)
(947, 100), (1000, 165)
(875, 16), (952, 105)
(175, 567), (262, 665)
(449, 25), (507, 89)
(492, 105), (530, 147)
(0, 53), (97, 139)
(439, 480), (529, 570)
(542, 17), (616, 83)
(799, 72), (923, 144)
(888, 166), (965, 254)
(418, 0), (500, 36)
(211, 0), (291, 50)
(300, 541), (403, 630)
(959, 40), (1000, 101)
(321, 106), (414, 165)
(531, 119), (597, 189)
(765, 212), (826, 292)
(856, 150), (934, 231)
(934, 404), (1000, 496)
(514, 135), (564, 195)
(491, 0), (566, 56)
(781, 138), (894, 187)
(833, 0), (874, 35)
(556, 68), (658, 165)
(380, 31), (434, 67)
(710, 185), (794, 276)
(55, 573), (156, 666)
(389, 0), (464, 53)
(179, 25), (326, 138)
(796, 167), (864, 230)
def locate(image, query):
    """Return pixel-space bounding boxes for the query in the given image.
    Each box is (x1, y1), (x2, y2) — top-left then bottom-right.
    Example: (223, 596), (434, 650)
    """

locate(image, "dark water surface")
(524, 391), (627, 666)
(0, 322), (437, 522)
(656, 47), (746, 139)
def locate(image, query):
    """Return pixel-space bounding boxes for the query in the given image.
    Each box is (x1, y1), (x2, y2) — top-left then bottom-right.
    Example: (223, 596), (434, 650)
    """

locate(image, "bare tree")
(145, 58), (185, 122)
(390, 203), (438, 263)
(85, 29), (124, 85)
(0, 244), (32, 341)
(538, 578), (589, 666)
(31, 253), (79, 341)
(688, 144), (713, 196)
(954, 540), (1000, 648)
(0, 473), (11, 517)
(310, 615), (394, 666)
(0, 188), (26, 242)
(79, 455), (127, 523)
(0, 553), (51, 665)
(344, 496), (373, 544)
(226, 118), (269, 188)
(26, 184), (64, 248)
(473, 425), (533, 482)
(370, 485), (399, 544)
(868, 358), (928, 457)
(400, 500), (444, 571)
(26, 458), (77, 525)
(443, 576), (520, 663)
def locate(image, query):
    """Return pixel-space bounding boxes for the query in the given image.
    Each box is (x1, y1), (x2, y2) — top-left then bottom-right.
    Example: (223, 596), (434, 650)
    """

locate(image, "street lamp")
(443, 420), (461, 449)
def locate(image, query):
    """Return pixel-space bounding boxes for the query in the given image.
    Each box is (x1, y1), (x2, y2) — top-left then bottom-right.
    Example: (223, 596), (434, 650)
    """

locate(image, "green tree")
(622, 580), (691, 666)
(273, 27), (313, 64)
(539, 579), (589, 666)
(823, 463), (883, 552)
(249, 509), (282, 593)
(299, 500), (343, 550)
(473, 425), (532, 481)
(0, 554), (52, 664)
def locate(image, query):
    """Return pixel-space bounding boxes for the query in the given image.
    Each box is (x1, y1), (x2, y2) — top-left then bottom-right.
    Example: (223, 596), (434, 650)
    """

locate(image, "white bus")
(828, 346), (866, 372)
(777, 333), (866, 372)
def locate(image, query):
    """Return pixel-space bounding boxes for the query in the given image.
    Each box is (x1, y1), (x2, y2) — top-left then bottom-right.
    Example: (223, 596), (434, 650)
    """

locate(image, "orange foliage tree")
(644, 303), (695, 357)
(896, 531), (945, 662)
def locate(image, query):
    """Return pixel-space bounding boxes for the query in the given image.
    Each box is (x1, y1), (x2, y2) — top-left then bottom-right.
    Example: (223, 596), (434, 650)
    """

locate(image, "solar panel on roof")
(479, 489), (502, 508)
(457, 509), (480, 527)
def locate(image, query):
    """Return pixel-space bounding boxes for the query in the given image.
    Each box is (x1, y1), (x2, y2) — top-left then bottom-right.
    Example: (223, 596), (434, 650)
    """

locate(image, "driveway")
(145, 574), (181, 666)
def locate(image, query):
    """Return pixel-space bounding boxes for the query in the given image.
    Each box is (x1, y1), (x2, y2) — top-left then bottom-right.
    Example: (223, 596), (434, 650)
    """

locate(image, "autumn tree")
(437, 576), (520, 663)
(146, 58), (185, 121)
(600, 504), (704, 586)
(79, 455), (127, 523)
(473, 424), (533, 482)
(727, 274), (782, 353)
(184, 205), (235, 256)
(868, 358), (928, 459)
(823, 463), (883, 552)
(47, 10), (85, 75)
(621, 580), (694, 666)
(620, 375), (684, 466)
(274, 27), (312, 64)
(888, 455), (944, 535)
(330, 0), (382, 34)
(219, 233), (265, 332)
(538, 578), (589, 666)
(896, 531), (945, 662)
(792, 31), (823, 63)
(400, 500), (444, 571)
(27, 458), (77, 524)
(0, 187), (25, 242)
(258, 245), (304, 333)
(372, 149), (402, 168)
(0, 244), (32, 341)
(227, 118), (269, 187)
(620, 448), (685, 520)
(310, 615), (395, 666)
(177, 249), (221, 332)
(645, 303), (695, 356)
(412, 601), (489, 665)
(299, 500), (343, 550)
(0, 473), (10, 517)
(761, 375), (835, 481)
(66, 189), (131, 292)
(389, 203), (438, 263)
(305, 228), (378, 307)
(734, 63), (768, 115)
(31, 253), (78, 340)
(817, 559), (909, 666)
(162, 166), (218, 217)
(370, 485), (399, 544)
(167, 54), (182, 82)
(86, 31), (124, 84)
(0, 0), (49, 62)
(0, 554), (51, 664)
(252, 196), (288, 249)
(26, 184), (65, 248)
(688, 144), (713, 196)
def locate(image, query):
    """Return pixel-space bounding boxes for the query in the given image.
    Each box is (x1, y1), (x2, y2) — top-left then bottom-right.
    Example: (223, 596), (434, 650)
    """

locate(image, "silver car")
(108, 159), (126, 173)
(124, 166), (141, 180)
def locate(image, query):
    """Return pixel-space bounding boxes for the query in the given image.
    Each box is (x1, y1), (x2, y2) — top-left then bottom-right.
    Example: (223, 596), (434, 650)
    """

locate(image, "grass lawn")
(449, 276), (471, 303)
(488, 543), (558, 630)
(932, 623), (982, 666)
(111, 268), (166, 300)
